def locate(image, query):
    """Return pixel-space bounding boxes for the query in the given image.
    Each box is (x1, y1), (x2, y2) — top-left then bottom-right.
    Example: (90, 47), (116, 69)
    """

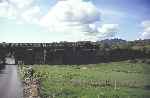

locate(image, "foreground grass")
(32, 61), (150, 98)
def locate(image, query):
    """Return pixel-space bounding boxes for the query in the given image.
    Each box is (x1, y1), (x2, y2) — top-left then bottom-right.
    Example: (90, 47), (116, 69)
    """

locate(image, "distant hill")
(99, 38), (127, 45)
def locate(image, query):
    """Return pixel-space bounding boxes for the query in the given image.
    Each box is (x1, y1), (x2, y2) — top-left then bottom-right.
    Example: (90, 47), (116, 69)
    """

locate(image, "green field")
(31, 61), (150, 98)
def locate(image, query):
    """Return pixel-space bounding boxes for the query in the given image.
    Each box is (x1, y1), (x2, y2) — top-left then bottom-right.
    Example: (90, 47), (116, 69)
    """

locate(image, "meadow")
(25, 61), (150, 98)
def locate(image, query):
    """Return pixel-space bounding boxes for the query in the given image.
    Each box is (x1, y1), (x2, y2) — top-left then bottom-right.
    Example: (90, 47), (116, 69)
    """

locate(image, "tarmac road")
(0, 65), (23, 98)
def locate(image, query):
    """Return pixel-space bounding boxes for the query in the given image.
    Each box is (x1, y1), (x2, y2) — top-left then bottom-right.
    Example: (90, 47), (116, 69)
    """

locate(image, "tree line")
(0, 39), (150, 65)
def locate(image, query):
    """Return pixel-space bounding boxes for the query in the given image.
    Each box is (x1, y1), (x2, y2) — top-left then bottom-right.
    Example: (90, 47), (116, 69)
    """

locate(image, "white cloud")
(97, 24), (119, 39)
(0, 0), (41, 24)
(40, 0), (119, 41)
(0, 1), (16, 19)
(142, 21), (150, 30)
(40, 0), (100, 28)
(21, 6), (41, 24)
(140, 20), (150, 39)
(98, 24), (119, 33)
(9, 0), (34, 8)
(0, 0), (120, 42)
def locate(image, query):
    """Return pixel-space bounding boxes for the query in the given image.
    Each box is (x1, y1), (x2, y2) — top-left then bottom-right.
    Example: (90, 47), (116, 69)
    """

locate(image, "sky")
(0, 0), (150, 43)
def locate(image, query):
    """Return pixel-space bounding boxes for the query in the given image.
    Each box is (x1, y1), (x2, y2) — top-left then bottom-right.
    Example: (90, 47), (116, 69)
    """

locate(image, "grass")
(31, 61), (150, 98)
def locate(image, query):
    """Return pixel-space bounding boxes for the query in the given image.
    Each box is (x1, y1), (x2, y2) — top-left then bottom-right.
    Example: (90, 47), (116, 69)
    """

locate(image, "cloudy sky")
(0, 0), (150, 43)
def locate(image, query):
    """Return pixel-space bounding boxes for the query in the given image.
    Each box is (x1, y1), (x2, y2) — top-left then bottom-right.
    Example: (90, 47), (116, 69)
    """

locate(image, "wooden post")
(43, 49), (46, 64)
(114, 80), (117, 90)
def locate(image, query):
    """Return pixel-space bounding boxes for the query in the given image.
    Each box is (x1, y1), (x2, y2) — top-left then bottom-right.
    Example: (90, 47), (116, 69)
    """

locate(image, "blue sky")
(93, 0), (150, 40)
(0, 0), (150, 43)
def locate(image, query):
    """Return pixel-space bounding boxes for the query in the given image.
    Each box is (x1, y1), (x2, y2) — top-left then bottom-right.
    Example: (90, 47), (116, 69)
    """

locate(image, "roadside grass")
(29, 61), (150, 98)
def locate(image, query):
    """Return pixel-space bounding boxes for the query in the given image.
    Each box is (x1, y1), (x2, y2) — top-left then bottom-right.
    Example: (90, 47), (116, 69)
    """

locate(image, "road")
(0, 65), (23, 98)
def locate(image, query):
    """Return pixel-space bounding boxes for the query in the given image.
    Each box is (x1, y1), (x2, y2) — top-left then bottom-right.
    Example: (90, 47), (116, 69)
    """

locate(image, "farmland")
(26, 61), (150, 98)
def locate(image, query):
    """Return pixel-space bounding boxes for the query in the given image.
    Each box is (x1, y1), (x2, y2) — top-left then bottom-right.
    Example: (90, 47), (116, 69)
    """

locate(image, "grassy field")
(31, 61), (150, 98)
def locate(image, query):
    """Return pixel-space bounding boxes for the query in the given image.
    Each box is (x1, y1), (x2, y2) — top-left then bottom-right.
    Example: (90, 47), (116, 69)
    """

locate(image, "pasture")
(30, 61), (150, 98)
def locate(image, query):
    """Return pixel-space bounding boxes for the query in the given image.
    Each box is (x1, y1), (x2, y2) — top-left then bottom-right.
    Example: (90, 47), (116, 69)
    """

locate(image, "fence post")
(114, 80), (117, 90)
